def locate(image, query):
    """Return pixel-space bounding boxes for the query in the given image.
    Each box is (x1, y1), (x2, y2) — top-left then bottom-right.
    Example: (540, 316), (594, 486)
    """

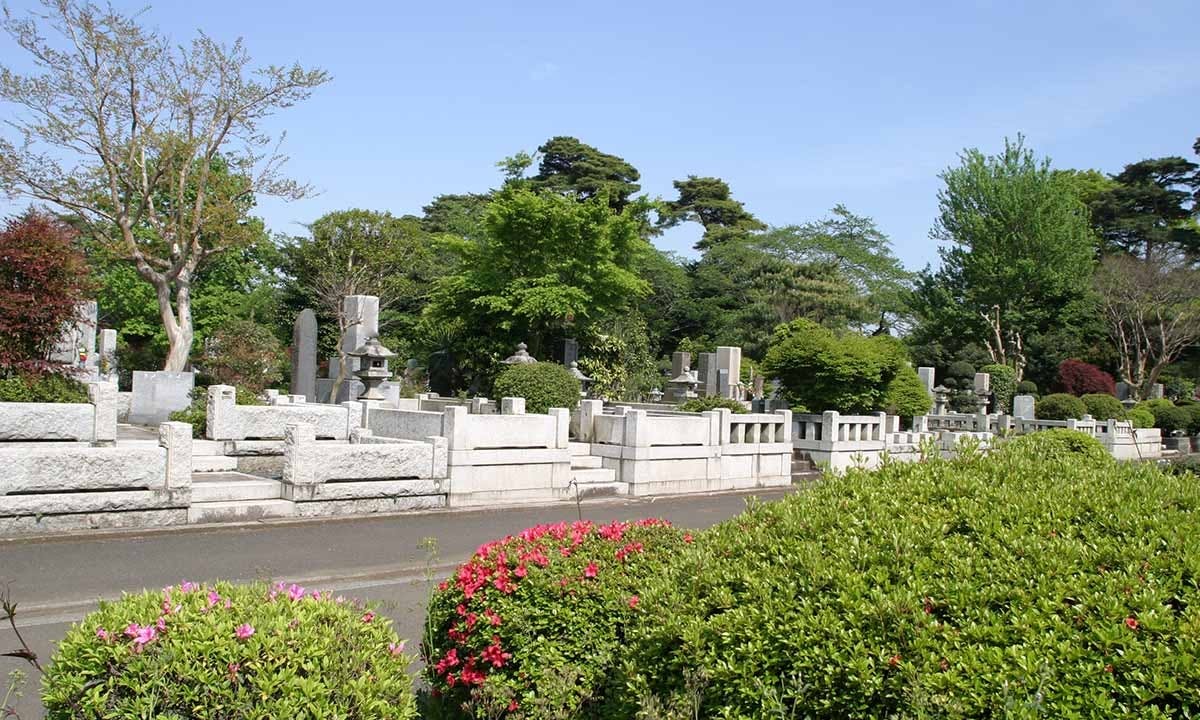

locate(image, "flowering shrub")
(1055, 358), (1116, 396)
(612, 444), (1200, 718)
(424, 519), (688, 718)
(43, 581), (416, 719)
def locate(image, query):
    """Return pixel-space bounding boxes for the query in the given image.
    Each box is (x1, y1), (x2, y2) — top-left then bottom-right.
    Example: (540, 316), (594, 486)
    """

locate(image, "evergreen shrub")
(1081, 393), (1126, 421)
(1035, 393), (1086, 420)
(0, 373), (89, 403)
(492, 363), (580, 414)
(678, 396), (748, 414)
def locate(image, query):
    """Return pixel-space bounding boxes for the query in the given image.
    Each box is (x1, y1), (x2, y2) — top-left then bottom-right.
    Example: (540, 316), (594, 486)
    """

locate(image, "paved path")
(0, 487), (794, 718)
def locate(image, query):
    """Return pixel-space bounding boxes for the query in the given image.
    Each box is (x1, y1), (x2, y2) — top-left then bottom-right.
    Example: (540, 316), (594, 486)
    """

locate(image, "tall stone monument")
(715, 346), (742, 400)
(290, 309), (318, 401)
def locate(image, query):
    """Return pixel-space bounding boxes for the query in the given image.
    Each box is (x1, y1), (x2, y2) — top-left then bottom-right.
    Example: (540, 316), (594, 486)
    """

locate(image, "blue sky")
(2, 0), (1197, 270)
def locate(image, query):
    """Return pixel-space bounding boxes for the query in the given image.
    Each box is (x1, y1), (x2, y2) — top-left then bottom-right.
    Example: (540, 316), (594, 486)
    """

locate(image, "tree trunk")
(156, 276), (194, 372)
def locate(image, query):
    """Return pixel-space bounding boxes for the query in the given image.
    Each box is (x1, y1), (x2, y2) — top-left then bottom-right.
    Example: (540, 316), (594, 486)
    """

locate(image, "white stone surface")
(129, 371), (194, 425)
(0, 401), (93, 441)
(89, 382), (117, 445)
(207, 385), (352, 440)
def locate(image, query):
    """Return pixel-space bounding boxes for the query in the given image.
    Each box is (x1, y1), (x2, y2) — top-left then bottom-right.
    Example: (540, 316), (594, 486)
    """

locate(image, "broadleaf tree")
(0, 0), (329, 370)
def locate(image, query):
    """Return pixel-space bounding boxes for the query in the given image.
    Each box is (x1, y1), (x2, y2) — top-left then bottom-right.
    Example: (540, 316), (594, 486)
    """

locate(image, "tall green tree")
(528, 136), (642, 212)
(1089, 157), (1200, 262)
(0, 0), (328, 370)
(910, 136), (1098, 380)
(661, 176), (765, 250)
(426, 187), (651, 386)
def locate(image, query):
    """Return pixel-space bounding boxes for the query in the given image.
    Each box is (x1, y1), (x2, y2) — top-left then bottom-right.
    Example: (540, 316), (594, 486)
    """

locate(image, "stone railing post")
(549, 407), (569, 449)
(89, 381), (117, 446)
(820, 410), (840, 447)
(443, 405), (469, 451)
(428, 435), (448, 478)
(282, 422), (316, 500)
(341, 400), (362, 439)
(577, 399), (603, 443)
(775, 409), (793, 443)
(712, 408), (730, 445)
(501, 397), (526, 415)
(206, 385), (236, 440)
(623, 408), (649, 447)
(159, 421), (192, 503)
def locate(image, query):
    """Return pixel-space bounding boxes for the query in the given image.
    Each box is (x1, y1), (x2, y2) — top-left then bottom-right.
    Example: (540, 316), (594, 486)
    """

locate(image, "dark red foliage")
(1055, 358), (1116, 396)
(0, 210), (92, 375)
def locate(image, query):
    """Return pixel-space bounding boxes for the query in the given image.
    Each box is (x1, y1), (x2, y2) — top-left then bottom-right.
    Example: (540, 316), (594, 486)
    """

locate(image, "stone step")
(571, 467), (616, 484)
(192, 455), (238, 473)
(568, 441), (591, 456)
(570, 455), (603, 470)
(191, 473), (281, 503)
(187, 498), (294, 524)
(193, 439), (224, 455)
(569, 481), (627, 500)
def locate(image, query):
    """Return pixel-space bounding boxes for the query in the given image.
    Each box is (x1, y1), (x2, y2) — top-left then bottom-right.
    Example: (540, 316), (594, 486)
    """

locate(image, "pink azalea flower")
(179, 581), (197, 593)
(287, 584), (306, 602)
(235, 623), (255, 640)
(361, 611), (375, 623)
(584, 562), (599, 579)
(628, 595), (640, 608)
(388, 641), (406, 656)
(207, 590), (221, 608)
(95, 628), (110, 641)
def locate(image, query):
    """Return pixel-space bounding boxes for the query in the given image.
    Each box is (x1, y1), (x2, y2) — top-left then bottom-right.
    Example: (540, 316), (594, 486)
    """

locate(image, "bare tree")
(0, 0), (329, 370)
(1094, 254), (1200, 399)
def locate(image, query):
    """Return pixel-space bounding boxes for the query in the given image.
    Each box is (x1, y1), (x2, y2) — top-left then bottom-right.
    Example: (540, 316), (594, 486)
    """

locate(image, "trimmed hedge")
(978, 363), (1015, 413)
(492, 362), (580, 415)
(1035, 392), (1086, 421)
(0, 373), (89, 403)
(44, 581), (416, 718)
(1153, 406), (1192, 435)
(1081, 393), (1126, 421)
(609, 444), (1200, 718)
(678, 396), (748, 414)
(424, 520), (687, 718)
(994, 428), (1112, 465)
(883, 366), (931, 418)
(1015, 379), (1038, 397)
(1127, 407), (1156, 429)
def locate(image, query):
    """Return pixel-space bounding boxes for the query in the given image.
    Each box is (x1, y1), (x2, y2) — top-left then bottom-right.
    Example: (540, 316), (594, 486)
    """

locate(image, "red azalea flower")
(1125, 617), (1139, 630)
(584, 562), (598, 579)
(628, 595), (640, 608)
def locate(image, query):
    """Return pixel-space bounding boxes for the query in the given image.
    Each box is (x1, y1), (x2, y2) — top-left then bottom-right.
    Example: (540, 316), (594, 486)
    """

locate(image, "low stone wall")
(280, 422), (447, 517)
(0, 421), (191, 534)
(207, 385), (357, 441)
(0, 382), (116, 444)
(582, 402), (792, 495)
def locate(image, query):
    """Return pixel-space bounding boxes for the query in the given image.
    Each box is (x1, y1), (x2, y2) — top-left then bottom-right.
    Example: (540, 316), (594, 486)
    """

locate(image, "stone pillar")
(775, 409), (793, 444)
(697, 352), (716, 397)
(342, 400), (362, 438)
(428, 435), (448, 478)
(97, 328), (118, 384)
(159, 421), (193, 498)
(205, 385), (236, 440)
(918, 367), (936, 412)
(820, 410), (840, 446)
(501, 397), (526, 415)
(578, 399), (602, 442)
(336, 295), (379, 401)
(1012, 395), (1035, 419)
(715, 346), (742, 399)
(623, 409), (649, 447)
(88, 381), (117, 446)
(470, 396), (490, 414)
(671, 351), (690, 380)
(1150, 383), (1164, 400)
(973, 372), (991, 397)
(290, 308), (318, 401)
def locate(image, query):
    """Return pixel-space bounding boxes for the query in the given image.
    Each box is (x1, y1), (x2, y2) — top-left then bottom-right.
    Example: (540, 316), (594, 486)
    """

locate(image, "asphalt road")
(0, 487), (794, 718)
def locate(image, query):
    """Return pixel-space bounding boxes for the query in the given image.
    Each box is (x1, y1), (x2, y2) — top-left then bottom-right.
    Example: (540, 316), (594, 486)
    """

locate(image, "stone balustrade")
(0, 381), (117, 445)
(0, 421), (192, 534)
(206, 385), (359, 441)
(280, 422), (447, 517)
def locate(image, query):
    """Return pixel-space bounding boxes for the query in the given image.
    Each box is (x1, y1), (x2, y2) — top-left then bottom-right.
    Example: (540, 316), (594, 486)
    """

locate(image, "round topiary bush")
(1152, 405), (1192, 435)
(678, 396), (748, 414)
(43, 581), (417, 718)
(1035, 392), (1086, 420)
(610, 447), (1200, 718)
(1081, 393), (1126, 421)
(995, 428), (1112, 465)
(945, 360), (975, 384)
(423, 519), (688, 718)
(491, 362), (580, 414)
(1127, 407), (1155, 429)
(1015, 379), (1038, 397)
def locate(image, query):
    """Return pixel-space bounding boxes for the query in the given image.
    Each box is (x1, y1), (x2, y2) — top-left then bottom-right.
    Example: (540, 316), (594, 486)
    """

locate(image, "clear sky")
(2, 0), (1197, 270)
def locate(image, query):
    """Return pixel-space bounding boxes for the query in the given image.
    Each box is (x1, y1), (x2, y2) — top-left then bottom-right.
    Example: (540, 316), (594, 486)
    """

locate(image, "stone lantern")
(932, 385), (951, 415)
(647, 387), (664, 404)
(568, 361), (592, 397)
(668, 366), (699, 400)
(348, 336), (396, 401)
(501, 342), (536, 365)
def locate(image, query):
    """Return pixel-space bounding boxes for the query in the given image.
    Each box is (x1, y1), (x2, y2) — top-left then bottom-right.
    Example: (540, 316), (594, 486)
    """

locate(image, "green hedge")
(492, 363), (580, 414)
(1081, 393), (1126, 421)
(979, 363), (1015, 413)
(0, 373), (89, 403)
(424, 520), (687, 718)
(678, 396), (748, 414)
(883, 366), (931, 418)
(1127, 407), (1155, 429)
(1015, 379), (1038, 397)
(1035, 392), (1086, 420)
(994, 428), (1112, 465)
(606, 444), (1200, 718)
(43, 581), (416, 718)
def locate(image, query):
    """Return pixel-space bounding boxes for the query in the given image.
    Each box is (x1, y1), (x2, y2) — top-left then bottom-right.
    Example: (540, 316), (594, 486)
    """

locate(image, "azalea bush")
(43, 581), (417, 719)
(611, 444), (1200, 718)
(993, 428), (1112, 465)
(424, 519), (689, 718)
